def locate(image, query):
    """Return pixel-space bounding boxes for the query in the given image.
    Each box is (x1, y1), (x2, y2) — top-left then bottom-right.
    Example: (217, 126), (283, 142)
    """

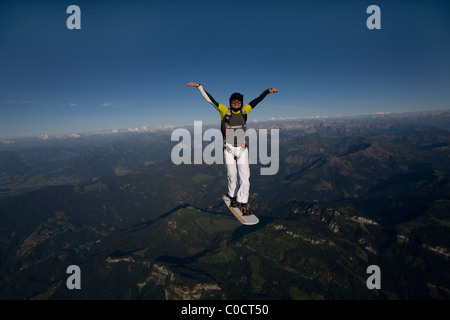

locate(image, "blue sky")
(1, 0), (450, 139)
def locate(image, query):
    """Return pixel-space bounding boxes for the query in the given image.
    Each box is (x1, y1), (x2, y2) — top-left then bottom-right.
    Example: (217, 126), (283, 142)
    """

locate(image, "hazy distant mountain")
(0, 131), (173, 199)
(0, 110), (449, 299)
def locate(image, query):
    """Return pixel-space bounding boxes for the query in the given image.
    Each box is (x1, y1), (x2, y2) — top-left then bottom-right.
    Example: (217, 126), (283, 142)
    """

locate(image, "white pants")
(224, 144), (250, 204)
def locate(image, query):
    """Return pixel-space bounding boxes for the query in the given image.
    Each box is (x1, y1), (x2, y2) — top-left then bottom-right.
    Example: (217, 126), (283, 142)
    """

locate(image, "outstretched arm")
(186, 82), (220, 110)
(248, 87), (278, 109)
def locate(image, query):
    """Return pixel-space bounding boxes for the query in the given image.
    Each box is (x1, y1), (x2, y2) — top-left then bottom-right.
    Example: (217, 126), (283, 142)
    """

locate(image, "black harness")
(221, 108), (247, 137)
(222, 108), (248, 155)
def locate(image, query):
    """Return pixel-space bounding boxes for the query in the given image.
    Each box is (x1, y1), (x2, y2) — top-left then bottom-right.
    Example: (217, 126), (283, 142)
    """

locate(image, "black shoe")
(229, 197), (239, 208)
(239, 203), (252, 216)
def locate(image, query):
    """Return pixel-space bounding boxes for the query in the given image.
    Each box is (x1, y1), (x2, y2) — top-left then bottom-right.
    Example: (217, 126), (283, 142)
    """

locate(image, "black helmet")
(229, 92), (244, 107)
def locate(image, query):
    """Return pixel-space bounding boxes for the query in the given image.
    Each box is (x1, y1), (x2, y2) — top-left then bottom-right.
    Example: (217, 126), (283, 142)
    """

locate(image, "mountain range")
(1, 110), (449, 299)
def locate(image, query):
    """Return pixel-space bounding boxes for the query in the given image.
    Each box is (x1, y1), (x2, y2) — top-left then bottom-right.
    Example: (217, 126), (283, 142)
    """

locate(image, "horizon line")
(1, 108), (450, 142)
